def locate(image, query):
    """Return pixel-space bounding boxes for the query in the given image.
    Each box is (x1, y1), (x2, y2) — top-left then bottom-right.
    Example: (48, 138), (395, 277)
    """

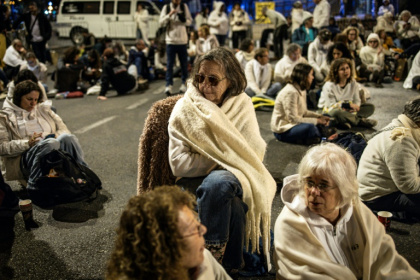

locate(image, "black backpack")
(28, 149), (102, 208)
(329, 132), (367, 165)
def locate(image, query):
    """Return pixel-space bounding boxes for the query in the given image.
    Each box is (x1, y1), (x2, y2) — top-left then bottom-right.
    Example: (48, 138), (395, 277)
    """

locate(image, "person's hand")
(19, 47), (26, 54)
(350, 103), (360, 112)
(317, 115), (330, 126)
(97, 96), (107, 100)
(28, 132), (42, 147)
(169, 9), (177, 16)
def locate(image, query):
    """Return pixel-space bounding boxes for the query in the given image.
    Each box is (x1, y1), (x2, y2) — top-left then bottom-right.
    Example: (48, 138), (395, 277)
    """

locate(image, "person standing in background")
(262, 7), (288, 59)
(134, 4), (150, 46)
(13, 1), (51, 63)
(195, 7), (209, 30)
(313, 0), (330, 29)
(229, 2), (250, 50)
(208, 2), (229, 46)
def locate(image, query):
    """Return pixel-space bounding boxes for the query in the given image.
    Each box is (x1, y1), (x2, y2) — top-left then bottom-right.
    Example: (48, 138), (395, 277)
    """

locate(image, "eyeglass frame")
(194, 73), (226, 87)
(181, 213), (206, 238)
(303, 178), (337, 193)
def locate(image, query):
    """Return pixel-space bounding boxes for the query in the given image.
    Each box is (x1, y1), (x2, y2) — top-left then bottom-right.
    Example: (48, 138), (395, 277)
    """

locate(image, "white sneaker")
(179, 83), (187, 93)
(165, 85), (173, 96)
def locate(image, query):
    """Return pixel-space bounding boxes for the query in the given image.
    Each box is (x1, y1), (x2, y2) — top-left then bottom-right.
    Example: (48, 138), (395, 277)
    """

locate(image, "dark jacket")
(13, 12), (52, 43)
(100, 58), (136, 96)
(292, 25), (319, 47)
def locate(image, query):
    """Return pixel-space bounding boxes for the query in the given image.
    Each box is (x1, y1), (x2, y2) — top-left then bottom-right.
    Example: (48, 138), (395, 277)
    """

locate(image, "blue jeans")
(177, 170), (248, 269)
(166, 44), (189, 87)
(274, 123), (321, 144)
(363, 191), (420, 220)
(23, 134), (86, 188)
(245, 82), (282, 98)
(136, 28), (143, 40)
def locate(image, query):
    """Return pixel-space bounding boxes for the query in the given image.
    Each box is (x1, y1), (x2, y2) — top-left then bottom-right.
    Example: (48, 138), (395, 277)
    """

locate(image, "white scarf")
(390, 114), (420, 146)
(253, 60), (270, 89)
(169, 86), (277, 267)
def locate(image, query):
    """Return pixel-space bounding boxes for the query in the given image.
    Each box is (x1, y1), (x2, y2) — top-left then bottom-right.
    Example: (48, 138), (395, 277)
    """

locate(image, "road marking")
(74, 116), (118, 134)
(126, 99), (149, 110)
(153, 85), (165, 95)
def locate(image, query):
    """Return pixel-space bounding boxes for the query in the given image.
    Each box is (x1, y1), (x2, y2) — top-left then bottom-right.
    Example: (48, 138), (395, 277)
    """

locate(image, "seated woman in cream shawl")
(168, 47), (276, 274)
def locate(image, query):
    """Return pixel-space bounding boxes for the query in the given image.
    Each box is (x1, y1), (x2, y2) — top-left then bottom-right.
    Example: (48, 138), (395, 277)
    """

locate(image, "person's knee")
(57, 134), (77, 146)
(39, 138), (60, 152)
(197, 170), (241, 199)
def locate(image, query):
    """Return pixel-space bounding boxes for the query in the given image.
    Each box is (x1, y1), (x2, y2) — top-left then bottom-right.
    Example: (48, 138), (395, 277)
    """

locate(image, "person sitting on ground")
(377, 29), (396, 53)
(235, 38), (254, 70)
(106, 185), (232, 280)
(342, 26), (364, 56)
(3, 39), (26, 80)
(359, 33), (385, 88)
(127, 39), (150, 83)
(112, 41), (129, 64)
(6, 69), (48, 103)
(358, 97), (420, 221)
(187, 30), (198, 65)
(79, 49), (102, 86)
(308, 29), (333, 84)
(404, 51), (420, 90)
(274, 43), (308, 85)
(292, 12), (318, 57)
(0, 81), (86, 191)
(195, 25), (219, 63)
(54, 46), (84, 93)
(325, 42), (354, 74)
(271, 63), (332, 145)
(274, 143), (420, 279)
(327, 17), (340, 40)
(168, 47), (276, 274)
(374, 12), (396, 38)
(98, 48), (137, 101)
(244, 47), (281, 98)
(81, 28), (96, 53)
(20, 52), (48, 92)
(318, 58), (377, 129)
(394, 10), (420, 50)
(349, 16), (366, 43)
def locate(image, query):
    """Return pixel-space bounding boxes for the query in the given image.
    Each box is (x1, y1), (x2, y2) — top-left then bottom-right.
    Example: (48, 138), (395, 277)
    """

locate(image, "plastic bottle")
(321, 137), (327, 144)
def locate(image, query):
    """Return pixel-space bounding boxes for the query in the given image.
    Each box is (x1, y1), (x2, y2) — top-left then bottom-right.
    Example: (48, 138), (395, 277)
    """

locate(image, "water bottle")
(321, 137), (327, 144)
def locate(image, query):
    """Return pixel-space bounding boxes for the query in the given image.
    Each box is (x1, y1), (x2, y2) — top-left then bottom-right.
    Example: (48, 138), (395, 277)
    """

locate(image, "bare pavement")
(0, 38), (419, 279)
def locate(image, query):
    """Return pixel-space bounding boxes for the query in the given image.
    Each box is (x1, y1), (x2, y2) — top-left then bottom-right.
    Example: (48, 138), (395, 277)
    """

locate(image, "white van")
(55, 0), (161, 43)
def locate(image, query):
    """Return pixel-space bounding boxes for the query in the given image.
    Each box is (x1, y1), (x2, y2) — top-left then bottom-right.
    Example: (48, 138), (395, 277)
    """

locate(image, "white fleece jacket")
(159, 2), (192, 45)
(208, 2), (229, 36)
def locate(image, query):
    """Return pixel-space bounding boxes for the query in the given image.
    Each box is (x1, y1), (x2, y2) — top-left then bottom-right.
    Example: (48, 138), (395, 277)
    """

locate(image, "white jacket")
(3, 45), (25, 67)
(291, 8), (304, 33)
(159, 2), (192, 45)
(360, 34), (385, 71)
(208, 2), (229, 35)
(245, 59), (272, 95)
(313, 0), (330, 28)
(274, 174), (420, 280)
(308, 37), (333, 74)
(318, 80), (361, 109)
(404, 50), (420, 89)
(274, 55), (308, 84)
(198, 249), (232, 280)
(395, 16), (420, 39)
(134, 9), (149, 44)
(229, 9), (250, 32)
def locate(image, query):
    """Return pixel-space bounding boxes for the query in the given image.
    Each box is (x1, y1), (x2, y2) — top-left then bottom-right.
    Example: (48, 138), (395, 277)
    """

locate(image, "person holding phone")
(0, 81), (86, 191)
(318, 58), (377, 130)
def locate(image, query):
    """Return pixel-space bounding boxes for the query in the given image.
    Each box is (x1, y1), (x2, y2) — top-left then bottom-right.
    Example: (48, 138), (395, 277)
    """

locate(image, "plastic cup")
(378, 211), (393, 230)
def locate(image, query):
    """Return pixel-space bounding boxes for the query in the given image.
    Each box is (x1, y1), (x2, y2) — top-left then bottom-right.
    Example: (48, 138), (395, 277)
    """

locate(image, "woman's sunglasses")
(194, 74), (226, 87)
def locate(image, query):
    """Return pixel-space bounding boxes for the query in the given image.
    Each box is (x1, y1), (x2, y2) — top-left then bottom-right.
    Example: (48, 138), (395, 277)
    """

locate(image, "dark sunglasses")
(194, 74), (226, 87)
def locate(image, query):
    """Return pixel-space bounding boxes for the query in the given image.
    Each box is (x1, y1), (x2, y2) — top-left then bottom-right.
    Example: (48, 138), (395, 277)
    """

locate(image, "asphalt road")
(0, 42), (419, 279)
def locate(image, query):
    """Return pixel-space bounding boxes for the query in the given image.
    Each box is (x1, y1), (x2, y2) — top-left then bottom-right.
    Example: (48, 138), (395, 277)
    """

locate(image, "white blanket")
(169, 86), (277, 266)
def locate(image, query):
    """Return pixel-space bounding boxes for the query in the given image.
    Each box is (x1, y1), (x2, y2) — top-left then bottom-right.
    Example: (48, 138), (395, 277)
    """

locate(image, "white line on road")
(74, 116), (118, 134)
(153, 85), (165, 95)
(125, 99), (149, 110)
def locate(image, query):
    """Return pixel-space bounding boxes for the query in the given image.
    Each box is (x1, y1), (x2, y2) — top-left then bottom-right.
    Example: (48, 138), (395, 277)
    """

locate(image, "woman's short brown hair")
(198, 25), (210, 37)
(13, 80), (42, 107)
(326, 58), (354, 84)
(290, 63), (313, 90)
(106, 185), (196, 280)
(191, 47), (247, 96)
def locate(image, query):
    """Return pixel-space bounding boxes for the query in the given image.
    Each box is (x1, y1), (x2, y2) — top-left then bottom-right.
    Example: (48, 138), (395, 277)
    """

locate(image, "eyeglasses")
(182, 216), (206, 238)
(194, 74), (226, 87)
(304, 179), (336, 193)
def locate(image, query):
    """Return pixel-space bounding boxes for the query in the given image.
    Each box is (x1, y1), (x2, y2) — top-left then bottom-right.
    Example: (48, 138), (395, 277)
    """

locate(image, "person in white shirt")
(359, 33), (385, 88)
(208, 2), (229, 46)
(3, 39), (26, 80)
(262, 7), (288, 58)
(229, 2), (250, 49)
(159, 0), (192, 95)
(308, 29), (333, 84)
(195, 25), (219, 63)
(194, 7), (209, 30)
(134, 3), (150, 46)
(377, 0), (395, 16)
(274, 43), (308, 85)
(245, 48), (281, 98)
(395, 10), (420, 49)
(312, 0), (330, 29)
(235, 38), (255, 70)
(291, 1), (304, 34)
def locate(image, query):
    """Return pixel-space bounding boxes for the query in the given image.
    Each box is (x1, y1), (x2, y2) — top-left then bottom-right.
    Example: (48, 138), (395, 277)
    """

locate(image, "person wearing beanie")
(308, 29), (333, 83)
(359, 33), (385, 88)
(292, 11), (318, 57)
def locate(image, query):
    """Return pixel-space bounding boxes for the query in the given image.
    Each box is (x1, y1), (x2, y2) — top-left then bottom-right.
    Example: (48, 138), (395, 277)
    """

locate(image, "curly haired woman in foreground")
(106, 185), (231, 280)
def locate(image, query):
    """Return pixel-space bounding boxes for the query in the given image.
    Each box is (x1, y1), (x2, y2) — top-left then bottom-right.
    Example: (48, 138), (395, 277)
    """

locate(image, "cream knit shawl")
(390, 114), (420, 146)
(169, 86), (277, 265)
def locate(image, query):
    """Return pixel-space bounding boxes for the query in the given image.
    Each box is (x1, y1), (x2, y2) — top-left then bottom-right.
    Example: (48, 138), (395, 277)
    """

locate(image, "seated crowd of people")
(1, 0), (420, 279)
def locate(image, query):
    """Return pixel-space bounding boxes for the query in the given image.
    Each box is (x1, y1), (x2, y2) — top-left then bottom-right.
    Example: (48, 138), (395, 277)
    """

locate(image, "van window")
(117, 1), (130, 14)
(103, 1), (114, 14)
(62, 1), (100, 14)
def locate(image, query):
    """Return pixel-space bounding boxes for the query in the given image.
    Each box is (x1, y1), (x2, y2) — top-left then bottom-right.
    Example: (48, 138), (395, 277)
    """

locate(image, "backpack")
(28, 149), (102, 208)
(328, 132), (367, 165)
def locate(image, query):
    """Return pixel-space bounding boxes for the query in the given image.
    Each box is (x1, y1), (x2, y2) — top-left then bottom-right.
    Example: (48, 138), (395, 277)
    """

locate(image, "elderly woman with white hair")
(274, 143), (420, 279)
(395, 10), (420, 49)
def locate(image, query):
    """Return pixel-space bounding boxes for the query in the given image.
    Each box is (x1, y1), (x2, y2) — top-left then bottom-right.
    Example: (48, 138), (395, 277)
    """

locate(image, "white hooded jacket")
(208, 2), (229, 36)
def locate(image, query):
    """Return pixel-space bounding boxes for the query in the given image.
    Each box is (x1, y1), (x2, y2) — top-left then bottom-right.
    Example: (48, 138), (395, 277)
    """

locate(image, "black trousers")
(273, 24), (288, 58)
(232, 30), (247, 49)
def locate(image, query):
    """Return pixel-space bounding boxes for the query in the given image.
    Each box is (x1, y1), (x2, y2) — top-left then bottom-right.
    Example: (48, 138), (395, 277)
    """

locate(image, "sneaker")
(338, 122), (352, 130)
(164, 85), (172, 96)
(358, 118), (377, 128)
(383, 76), (393, 84)
(138, 78), (148, 85)
(179, 83), (187, 93)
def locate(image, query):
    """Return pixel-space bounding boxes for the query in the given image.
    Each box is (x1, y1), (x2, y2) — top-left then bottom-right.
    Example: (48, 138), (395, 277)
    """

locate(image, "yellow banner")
(255, 2), (275, 24)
